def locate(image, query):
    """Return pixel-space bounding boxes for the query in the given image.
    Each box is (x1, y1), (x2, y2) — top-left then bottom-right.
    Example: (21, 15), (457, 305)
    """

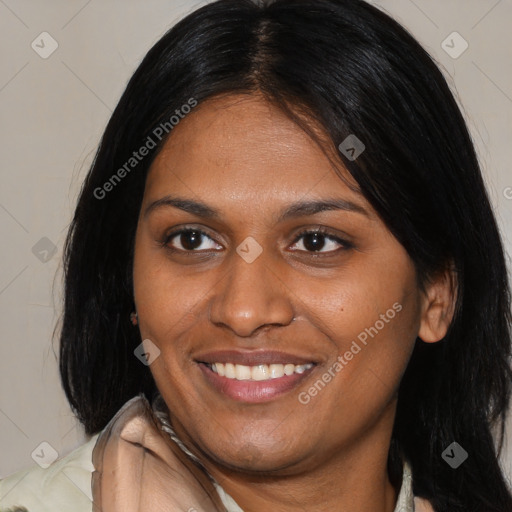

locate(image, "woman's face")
(133, 93), (439, 475)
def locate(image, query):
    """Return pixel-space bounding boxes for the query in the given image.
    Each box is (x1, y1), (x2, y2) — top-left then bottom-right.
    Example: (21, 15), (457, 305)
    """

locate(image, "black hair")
(59, 0), (512, 510)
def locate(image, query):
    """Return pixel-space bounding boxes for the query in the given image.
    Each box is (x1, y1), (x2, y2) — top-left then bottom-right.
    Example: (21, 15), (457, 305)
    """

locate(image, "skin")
(132, 93), (455, 512)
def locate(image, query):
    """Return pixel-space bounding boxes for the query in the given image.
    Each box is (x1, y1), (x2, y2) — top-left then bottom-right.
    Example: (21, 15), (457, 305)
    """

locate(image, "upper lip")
(195, 350), (317, 366)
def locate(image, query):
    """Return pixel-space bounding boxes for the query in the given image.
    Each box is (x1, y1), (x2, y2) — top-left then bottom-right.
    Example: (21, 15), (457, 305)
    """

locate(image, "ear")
(418, 264), (458, 343)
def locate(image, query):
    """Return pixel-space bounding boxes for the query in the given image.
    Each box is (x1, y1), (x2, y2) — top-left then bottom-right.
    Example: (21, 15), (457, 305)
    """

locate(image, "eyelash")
(161, 226), (353, 256)
(291, 227), (353, 254)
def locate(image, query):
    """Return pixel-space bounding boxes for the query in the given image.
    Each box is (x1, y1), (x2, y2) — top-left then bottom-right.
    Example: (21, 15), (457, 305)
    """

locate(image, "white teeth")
(209, 362), (313, 381)
(251, 364), (269, 381)
(235, 364), (252, 380)
(269, 364), (284, 379)
(225, 363), (236, 379)
(284, 364), (295, 376)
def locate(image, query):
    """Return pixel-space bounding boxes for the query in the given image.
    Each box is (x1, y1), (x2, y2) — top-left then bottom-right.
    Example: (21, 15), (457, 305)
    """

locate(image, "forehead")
(144, 93), (366, 212)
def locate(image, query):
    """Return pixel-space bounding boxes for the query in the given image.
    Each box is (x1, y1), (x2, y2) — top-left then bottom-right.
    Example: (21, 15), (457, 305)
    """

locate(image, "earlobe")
(418, 265), (458, 344)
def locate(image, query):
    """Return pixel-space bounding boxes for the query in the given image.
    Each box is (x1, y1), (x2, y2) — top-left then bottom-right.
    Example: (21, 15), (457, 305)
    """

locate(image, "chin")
(207, 441), (307, 475)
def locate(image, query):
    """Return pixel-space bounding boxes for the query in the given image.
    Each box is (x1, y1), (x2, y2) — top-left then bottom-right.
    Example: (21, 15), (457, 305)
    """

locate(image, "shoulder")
(0, 435), (98, 512)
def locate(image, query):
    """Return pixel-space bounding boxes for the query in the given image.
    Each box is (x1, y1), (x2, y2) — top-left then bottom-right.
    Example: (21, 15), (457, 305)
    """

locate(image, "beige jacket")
(0, 395), (434, 512)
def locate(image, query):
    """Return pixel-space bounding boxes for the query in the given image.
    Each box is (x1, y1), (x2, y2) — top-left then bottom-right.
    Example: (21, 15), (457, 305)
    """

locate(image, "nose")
(208, 249), (295, 338)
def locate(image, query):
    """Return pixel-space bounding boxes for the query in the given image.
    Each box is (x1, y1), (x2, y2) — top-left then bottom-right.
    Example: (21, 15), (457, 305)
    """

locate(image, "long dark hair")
(59, 0), (512, 509)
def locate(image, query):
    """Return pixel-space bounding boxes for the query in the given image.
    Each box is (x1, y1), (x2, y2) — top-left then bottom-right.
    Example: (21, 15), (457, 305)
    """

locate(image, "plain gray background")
(1, 0), (511, 484)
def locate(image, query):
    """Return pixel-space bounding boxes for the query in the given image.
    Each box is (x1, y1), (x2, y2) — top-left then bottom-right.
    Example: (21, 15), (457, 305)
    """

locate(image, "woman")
(1, 0), (511, 510)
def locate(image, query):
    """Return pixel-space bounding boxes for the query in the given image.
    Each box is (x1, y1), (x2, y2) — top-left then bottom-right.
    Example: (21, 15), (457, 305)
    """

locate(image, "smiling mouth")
(197, 361), (317, 403)
(205, 362), (314, 381)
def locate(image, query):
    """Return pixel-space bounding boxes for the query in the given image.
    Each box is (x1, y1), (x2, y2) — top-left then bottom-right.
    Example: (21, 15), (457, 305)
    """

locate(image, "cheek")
(132, 241), (209, 405)
(295, 281), (419, 447)
(133, 235), (210, 336)
(295, 256), (421, 412)
(295, 255), (418, 343)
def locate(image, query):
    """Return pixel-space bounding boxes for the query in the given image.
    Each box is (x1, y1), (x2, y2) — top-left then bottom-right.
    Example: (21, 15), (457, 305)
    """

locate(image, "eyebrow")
(275, 197), (368, 222)
(143, 195), (369, 221)
(144, 196), (218, 219)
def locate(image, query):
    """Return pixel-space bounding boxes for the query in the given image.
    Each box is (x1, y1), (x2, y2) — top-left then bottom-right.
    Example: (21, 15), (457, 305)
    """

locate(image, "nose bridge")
(209, 246), (294, 337)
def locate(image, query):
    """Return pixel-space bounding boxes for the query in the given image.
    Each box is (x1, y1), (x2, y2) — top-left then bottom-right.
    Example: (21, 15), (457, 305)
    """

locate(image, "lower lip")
(197, 363), (315, 403)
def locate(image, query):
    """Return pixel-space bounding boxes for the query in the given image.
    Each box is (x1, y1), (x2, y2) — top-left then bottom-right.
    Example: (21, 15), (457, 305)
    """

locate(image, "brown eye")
(290, 229), (350, 254)
(179, 230), (202, 250)
(302, 232), (326, 252)
(164, 228), (222, 252)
